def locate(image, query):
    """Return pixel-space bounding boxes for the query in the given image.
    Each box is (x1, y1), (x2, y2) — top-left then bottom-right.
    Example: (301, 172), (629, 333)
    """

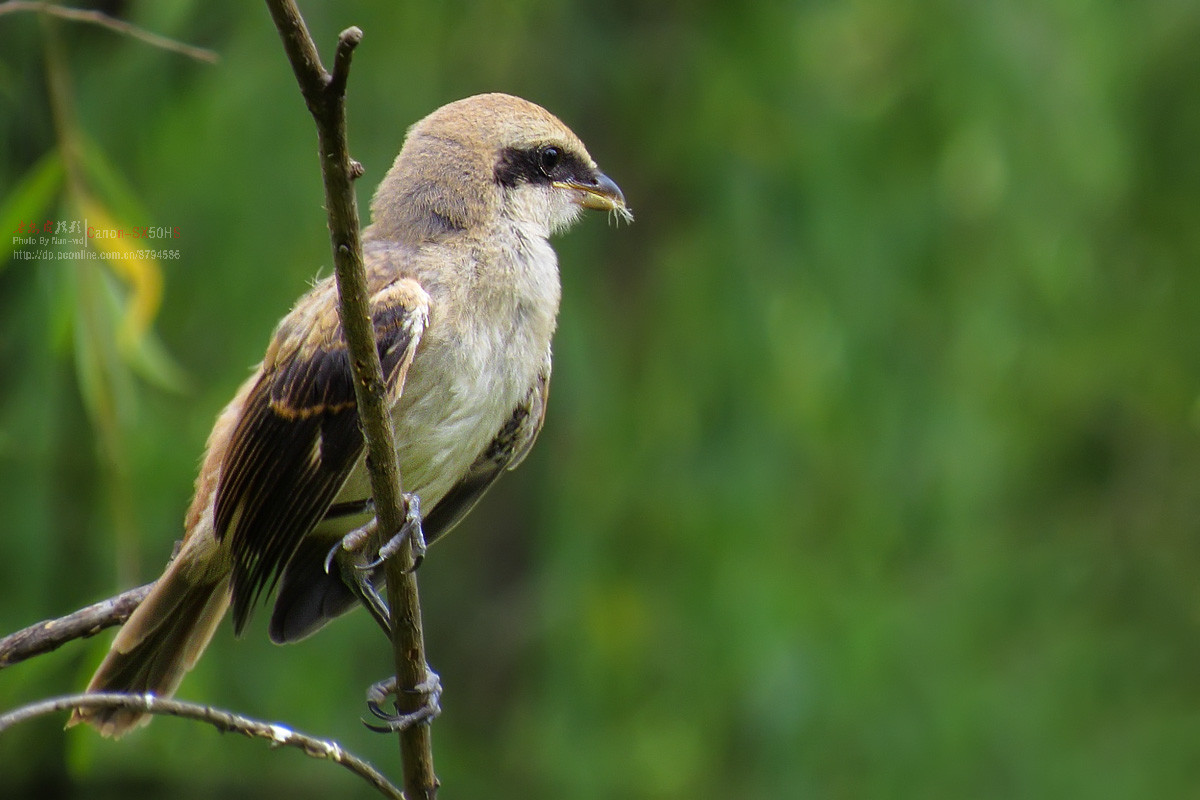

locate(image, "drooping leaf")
(71, 142), (191, 392)
(122, 325), (192, 394)
(68, 257), (137, 433)
(0, 151), (65, 270)
(74, 195), (163, 353)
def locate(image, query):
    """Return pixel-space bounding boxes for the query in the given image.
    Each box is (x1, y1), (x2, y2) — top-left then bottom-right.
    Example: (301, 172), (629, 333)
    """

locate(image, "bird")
(68, 92), (630, 738)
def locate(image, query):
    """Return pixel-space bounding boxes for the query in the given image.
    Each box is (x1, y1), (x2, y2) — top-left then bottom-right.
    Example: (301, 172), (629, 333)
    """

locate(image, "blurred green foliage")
(2, 1), (1200, 798)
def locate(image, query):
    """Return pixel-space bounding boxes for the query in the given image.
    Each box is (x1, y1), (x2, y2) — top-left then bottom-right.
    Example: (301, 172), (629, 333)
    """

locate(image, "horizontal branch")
(0, 583), (152, 670)
(0, 693), (402, 800)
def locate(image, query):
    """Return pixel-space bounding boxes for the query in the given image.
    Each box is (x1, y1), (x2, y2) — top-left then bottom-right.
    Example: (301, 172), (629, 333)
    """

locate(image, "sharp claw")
(359, 554), (385, 571)
(367, 699), (393, 721)
(362, 705), (438, 733)
(323, 541), (341, 575)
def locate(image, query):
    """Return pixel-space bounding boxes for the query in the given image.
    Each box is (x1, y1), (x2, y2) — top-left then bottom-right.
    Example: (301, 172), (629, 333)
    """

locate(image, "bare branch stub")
(329, 27), (363, 98)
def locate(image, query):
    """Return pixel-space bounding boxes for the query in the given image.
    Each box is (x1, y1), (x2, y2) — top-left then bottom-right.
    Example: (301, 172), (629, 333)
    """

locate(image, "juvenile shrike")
(70, 93), (630, 737)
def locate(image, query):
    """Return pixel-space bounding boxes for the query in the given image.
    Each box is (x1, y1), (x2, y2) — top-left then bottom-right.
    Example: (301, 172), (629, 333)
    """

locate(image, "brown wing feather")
(215, 278), (429, 632)
(421, 357), (551, 544)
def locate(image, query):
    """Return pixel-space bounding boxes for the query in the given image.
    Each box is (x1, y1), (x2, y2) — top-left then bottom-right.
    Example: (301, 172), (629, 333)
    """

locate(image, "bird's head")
(369, 93), (630, 243)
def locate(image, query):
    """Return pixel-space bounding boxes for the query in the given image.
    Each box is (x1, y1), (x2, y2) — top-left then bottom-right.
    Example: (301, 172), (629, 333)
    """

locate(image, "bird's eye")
(538, 146), (561, 176)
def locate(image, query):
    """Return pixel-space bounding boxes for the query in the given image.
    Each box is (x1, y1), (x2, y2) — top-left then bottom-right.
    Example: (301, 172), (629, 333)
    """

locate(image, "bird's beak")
(554, 171), (632, 219)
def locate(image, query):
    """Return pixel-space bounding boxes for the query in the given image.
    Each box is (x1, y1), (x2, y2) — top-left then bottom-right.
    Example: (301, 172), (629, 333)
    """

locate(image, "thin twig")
(0, 1), (220, 64)
(262, 3), (439, 798)
(0, 584), (152, 670)
(0, 693), (403, 800)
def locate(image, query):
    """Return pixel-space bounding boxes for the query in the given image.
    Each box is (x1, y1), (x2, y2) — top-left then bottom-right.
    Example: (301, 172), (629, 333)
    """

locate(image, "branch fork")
(263, 3), (439, 798)
(1, 5), (438, 798)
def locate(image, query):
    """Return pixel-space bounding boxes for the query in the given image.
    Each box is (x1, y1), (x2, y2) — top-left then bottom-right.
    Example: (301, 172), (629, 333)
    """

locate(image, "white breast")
(388, 228), (560, 510)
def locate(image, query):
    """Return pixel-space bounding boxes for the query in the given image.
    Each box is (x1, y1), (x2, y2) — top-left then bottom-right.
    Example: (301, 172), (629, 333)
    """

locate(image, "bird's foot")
(372, 492), (426, 572)
(364, 668), (442, 733)
(323, 492), (427, 636)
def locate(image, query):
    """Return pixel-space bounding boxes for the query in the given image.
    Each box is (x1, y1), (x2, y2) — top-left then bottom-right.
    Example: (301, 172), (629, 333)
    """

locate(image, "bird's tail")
(67, 554), (230, 738)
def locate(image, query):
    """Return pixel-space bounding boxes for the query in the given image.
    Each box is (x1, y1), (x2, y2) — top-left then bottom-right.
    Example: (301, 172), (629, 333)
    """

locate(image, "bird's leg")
(324, 516), (392, 637)
(363, 667), (442, 733)
(324, 492), (427, 636)
(324, 496), (440, 729)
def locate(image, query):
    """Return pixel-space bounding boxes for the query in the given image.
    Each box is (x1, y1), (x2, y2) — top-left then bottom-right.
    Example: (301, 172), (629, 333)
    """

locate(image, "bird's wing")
(214, 277), (429, 632)
(421, 355), (551, 544)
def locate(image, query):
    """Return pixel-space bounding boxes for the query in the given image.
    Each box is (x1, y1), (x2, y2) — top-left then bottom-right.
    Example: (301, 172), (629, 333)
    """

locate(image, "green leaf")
(0, 152), (64, 270)
(69, 143), (192, 394)
(71, 261), (138, 432)
(121, 326), (192, 395)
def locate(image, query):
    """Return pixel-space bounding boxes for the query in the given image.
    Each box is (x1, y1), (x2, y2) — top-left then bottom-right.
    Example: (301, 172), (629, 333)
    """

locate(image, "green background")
(2, 1), (1200, 798)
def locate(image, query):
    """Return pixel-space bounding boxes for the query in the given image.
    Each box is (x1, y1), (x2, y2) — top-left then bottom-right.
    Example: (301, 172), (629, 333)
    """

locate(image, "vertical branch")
(262, 2), (438, 798)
